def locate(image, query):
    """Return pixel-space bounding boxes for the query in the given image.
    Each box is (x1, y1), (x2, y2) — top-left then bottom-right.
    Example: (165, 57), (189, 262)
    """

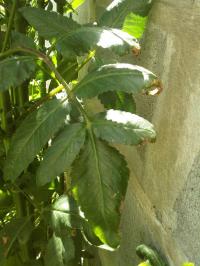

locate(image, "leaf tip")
(145, 80), (163, 96)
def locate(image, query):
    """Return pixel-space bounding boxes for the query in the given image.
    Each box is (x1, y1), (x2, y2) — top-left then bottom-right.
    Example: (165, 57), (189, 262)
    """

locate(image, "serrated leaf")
(74, 63), (161, 99)
(72, 136), (129, 248)
(92, 110), (156, 145)
(99, 0), (152, 28)
(43, 195), (82, 235)
(20, 7), (79, 39)
(11, 31), (36, 49)
(20, 7), (140, 57)
(0, 56), (36, 91)
(44, 233), (75, 266)
(4, 99), (70, 181)
(98, 91), (136, 113)
(123, 13), (148, 39)
(37, 123), (86, 186)
(56, 27), (140, 57)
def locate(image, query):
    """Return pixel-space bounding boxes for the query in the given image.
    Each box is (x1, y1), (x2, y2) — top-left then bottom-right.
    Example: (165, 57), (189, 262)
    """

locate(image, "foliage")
(136, 245), (195, 266)
(0, 0), (161, 265)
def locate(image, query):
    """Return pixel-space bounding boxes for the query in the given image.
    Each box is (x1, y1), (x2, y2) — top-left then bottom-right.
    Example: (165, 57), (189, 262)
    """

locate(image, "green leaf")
(11, 31), (36, 49)
(82, 221), (103, 247)
(99, 0), (152, 28)
(20, 7), (140, 57)
(98, 91), (136, 113)
(20, 7), (79, 39)
(92, 110), (156, 145)
(67, 0), (85, 11)
(72, 136), (129, 248)
(57, 58), (78, 82)
(4, 99), (70, 181)
(37, 123), (86, 186)
(43, 195), (82, 234)
(0, 56), (36, 91)
(56, 27), (140, 57)
(74, 64), (161, 99)
(123, 13), (148, 39)
(44, 233), (75, 266)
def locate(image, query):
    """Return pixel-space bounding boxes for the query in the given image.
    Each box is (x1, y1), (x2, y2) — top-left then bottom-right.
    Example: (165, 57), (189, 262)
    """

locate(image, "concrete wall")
(78, 0), (200, 265)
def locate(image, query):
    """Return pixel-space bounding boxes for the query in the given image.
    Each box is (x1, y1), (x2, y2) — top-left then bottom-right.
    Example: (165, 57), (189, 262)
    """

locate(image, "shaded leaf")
(44, 233), (75, 266)
(92, 110), (156, 145)
(74, 63), (161, 99)
(99, 0), (152, 28)
(72, 136), (129, 248)
(11, 31), (36, 49)
(43, 195), (82, 234)
(123, 13), (148, 39)
(57, 58), (78, 82)
(0, 217), (33, 257)
(4, 99), (70, 181)
(0, 56), (36, 91)
(37, 123), (86, 186)
(98, 91), (136, 113)
(20, 7), (79, 39)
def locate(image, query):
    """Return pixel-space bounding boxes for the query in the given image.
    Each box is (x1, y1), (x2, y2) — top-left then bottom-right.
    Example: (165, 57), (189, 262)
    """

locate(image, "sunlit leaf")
(20, 7), (140, 57)
(123, 13), (148, 39)
(74, 63), (161, 99)
(92, 110), (156, 145)
(99, 0), (152, 28)
(43, 195), (82, 235)
(56, 27), (140, 57)
(67, 0), (85, 11)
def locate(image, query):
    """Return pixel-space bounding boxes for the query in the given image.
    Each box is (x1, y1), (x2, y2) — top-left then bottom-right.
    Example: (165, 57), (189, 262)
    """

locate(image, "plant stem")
(1, 0), (17, 52)
(0, 47), (91, 124)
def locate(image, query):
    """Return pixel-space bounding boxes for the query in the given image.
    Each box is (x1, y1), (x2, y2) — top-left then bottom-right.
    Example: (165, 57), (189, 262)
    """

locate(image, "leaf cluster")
(0, 0), (161, 265)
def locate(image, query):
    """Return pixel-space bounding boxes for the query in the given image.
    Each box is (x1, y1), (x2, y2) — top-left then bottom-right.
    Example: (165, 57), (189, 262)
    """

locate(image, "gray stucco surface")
(78, 0), (200, 265)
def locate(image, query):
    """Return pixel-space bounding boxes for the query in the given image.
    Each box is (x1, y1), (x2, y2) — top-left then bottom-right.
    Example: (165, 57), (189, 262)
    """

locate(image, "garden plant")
(0, 0), (162, 265)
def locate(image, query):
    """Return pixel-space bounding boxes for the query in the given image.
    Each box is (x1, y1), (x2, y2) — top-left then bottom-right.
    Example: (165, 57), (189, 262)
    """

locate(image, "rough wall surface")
(78, 0), (200, 265)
